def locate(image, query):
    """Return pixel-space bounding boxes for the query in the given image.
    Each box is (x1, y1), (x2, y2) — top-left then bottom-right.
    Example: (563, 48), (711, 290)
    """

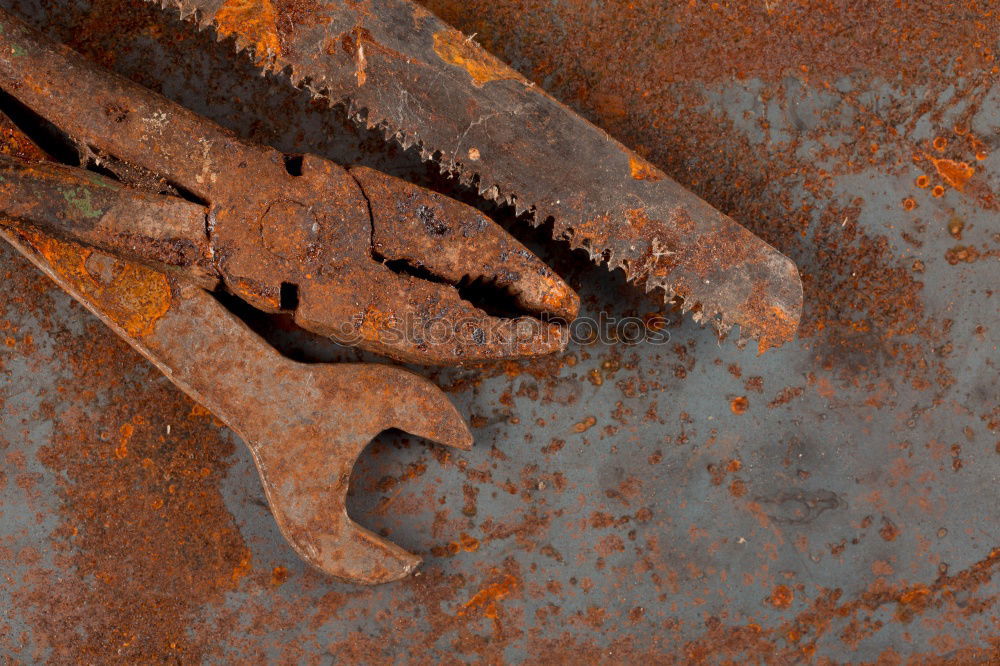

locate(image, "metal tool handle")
(0, 7), (282, 202)
(0, 154), (215, 284)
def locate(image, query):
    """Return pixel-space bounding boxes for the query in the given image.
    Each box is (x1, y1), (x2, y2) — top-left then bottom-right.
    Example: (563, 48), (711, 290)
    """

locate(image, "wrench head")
(237, 362), (474, 584)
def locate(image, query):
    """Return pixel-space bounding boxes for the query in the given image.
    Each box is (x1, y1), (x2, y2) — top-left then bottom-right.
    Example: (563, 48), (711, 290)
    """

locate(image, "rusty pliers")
(0, 11), (579, 366)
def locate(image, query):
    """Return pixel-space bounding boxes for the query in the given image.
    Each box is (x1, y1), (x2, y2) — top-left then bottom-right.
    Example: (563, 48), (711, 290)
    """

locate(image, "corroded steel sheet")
(1, 0), (998, 662)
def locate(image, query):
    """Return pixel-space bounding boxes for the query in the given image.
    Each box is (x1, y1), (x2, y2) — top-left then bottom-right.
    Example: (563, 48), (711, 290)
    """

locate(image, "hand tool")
(154, 0), (804, 353)
(0, 7), (579, 366)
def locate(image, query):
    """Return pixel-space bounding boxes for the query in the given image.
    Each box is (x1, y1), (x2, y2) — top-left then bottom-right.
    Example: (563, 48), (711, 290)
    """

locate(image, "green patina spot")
(85, 171), (120, 189)
(62, 187), (105, 220)
(11, 45), (25, 58)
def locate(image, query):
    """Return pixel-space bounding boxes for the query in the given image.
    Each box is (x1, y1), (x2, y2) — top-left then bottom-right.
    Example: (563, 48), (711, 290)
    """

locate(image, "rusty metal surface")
(0, 0), (998, 662)
(161, 0), (803, 352)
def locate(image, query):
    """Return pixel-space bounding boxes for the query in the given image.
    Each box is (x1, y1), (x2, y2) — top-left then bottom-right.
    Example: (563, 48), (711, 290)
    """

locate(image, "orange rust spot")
(879, 518), (900, 541)
(230, 549), (252, 582)
(730, 396), (749, 414)
(622, 207), (663, 236)
(931, 185), (945, 198)
(434, 532), (482, 557)
(930, 157), (975, 191)
(629, 154), (663, 181)
(459, 573), (518, 618)
(358, 306), (398, 342)
(459, 533), (480, 552)
(945, 245), (980, 265)
(915, 175), (930, 188)
(13, 228), (172, 338)
(898, 585), (931, 606)
(114, 423), (135, 459)
(537, 276), (578, 316)
(902, 197), (916, 211)
(573, 415), (597, 432)
(975, 151), (987, 161)
(214, 0), (281, 59)
(947, 218), (964, 240)
(270, 566), (289, 586)
(432, 29), (520, 87)
(932, 136), (947, 152)
(755, 305), (799, 356)
(770, 584), (793, 609)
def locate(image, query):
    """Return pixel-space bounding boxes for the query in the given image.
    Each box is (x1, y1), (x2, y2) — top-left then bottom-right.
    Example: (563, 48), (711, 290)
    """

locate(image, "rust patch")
(432, 29), (520, 87)
(944, 244), (995, 265)
(458, 572), (518, 617)
(930, 157), (975, 192)
(1, 257), (248, 660)
(12, 227), (172, 338)
(431, 532), (480, 557)
(769, 584), (793, 609)
(629, 154), (663, 181)
(767, 385), (804, 408)
(214, 0), (282, 58)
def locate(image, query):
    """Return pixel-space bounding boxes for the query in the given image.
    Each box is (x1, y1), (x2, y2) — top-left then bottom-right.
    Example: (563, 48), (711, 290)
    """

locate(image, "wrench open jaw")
(0, 8), (579, 366)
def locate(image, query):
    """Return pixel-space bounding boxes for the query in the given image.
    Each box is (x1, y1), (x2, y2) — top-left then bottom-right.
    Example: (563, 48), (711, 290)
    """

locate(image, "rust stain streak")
(458, 573), (518, 617)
